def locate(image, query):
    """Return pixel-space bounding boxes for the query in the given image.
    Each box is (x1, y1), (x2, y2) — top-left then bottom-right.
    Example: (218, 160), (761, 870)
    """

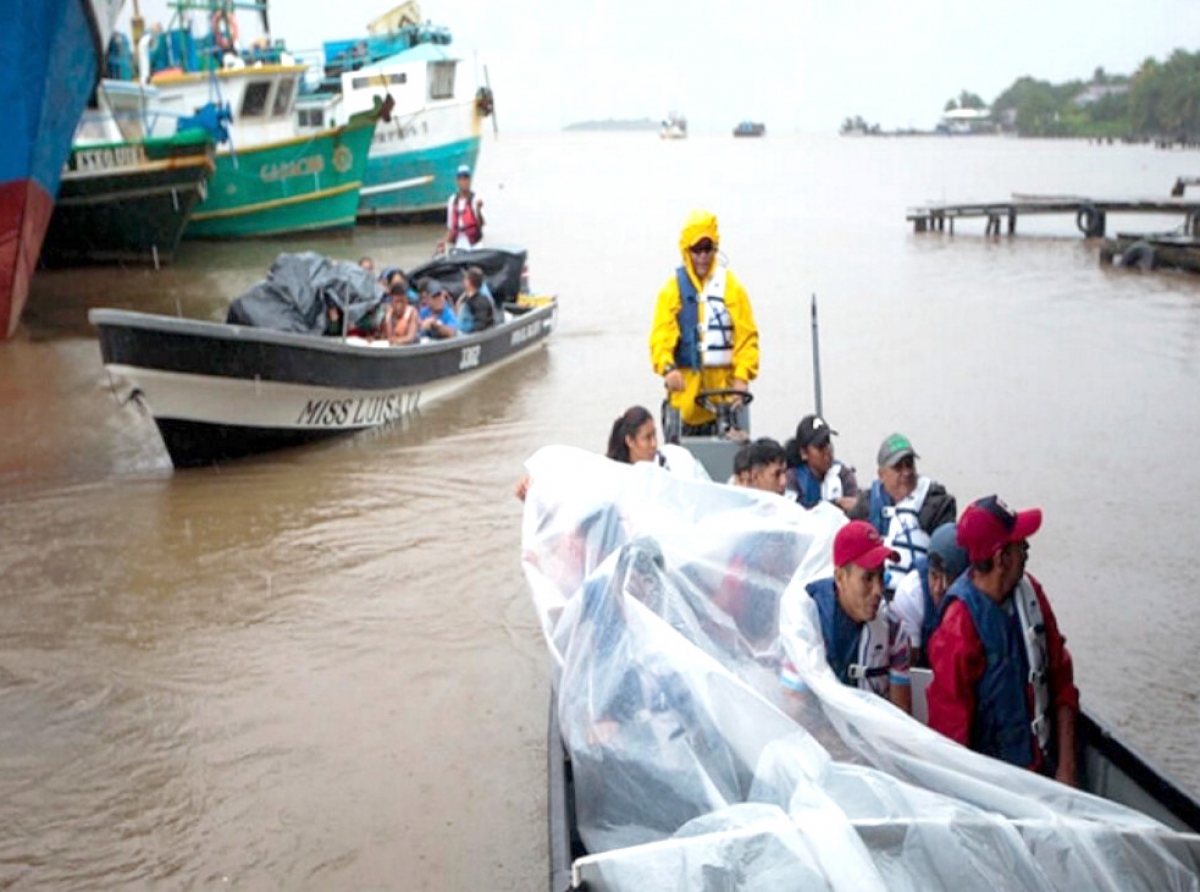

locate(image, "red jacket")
(926, 573), (1078, 772)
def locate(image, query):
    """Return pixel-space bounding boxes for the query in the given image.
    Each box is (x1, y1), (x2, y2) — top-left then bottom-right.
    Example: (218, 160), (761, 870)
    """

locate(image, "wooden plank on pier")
(906, 195), (1200, 237)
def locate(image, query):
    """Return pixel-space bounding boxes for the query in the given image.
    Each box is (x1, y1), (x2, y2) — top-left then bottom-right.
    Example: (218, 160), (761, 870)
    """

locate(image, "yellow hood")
(677, 209), (720, 285)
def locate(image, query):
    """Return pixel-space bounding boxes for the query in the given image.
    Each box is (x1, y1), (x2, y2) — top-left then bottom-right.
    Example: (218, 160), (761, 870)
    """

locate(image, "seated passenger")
(847, 432), (956, 589)
(380, 281), (419, 345)
(383, 268), (419, 305)
(419, 282), (459, 340)
(781, 521), (911, 713)
(458, 265), (495, 333)
(323, 302), (345, 337)
(889, 522), (968, 668)
(467, 263), (500, 315)
(784, 414), (859, 512)
(926, 496), (1078, 785)
(737, 437), (787, 496)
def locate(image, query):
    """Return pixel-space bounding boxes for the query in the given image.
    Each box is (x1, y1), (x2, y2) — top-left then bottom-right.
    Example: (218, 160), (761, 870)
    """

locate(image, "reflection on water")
(2, 133), (1200, 887)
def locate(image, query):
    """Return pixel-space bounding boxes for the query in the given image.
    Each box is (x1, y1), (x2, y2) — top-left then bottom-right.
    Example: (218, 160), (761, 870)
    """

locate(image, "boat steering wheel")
(696, 388), (754, 414)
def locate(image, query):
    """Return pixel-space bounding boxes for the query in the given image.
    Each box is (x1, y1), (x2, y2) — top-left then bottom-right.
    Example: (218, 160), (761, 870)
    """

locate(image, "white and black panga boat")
(519, 447), (1200, 892)
(90, 248), (556, 467)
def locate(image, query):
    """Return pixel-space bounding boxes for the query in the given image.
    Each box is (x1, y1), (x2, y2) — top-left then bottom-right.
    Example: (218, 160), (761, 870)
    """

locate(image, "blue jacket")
(940, 574), (1034, 768)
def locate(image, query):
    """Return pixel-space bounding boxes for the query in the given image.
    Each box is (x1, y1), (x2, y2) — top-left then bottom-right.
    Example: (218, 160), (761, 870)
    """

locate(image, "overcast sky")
(122, 0), (1200, 132)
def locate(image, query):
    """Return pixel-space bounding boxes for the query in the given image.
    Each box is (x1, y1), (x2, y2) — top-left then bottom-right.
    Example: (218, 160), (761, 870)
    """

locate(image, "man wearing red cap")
(781, 521), (911, 713)
(926, 496), (1079, 784)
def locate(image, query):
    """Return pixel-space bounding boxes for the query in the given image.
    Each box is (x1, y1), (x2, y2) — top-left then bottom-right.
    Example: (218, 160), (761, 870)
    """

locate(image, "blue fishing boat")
(0, 0), (123, 339)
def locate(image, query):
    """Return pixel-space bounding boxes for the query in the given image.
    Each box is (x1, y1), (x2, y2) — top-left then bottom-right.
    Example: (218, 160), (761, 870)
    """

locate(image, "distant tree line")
(986, 50), (1200, 140)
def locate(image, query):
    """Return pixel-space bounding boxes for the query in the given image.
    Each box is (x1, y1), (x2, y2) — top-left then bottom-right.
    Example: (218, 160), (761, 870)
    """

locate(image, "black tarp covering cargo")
(407, 247), (527, 303)
(225, 252), (385, 334)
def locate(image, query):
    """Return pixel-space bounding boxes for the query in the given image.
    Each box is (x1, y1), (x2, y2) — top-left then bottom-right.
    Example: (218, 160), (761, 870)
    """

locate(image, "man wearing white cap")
(440, 164), (485, 253)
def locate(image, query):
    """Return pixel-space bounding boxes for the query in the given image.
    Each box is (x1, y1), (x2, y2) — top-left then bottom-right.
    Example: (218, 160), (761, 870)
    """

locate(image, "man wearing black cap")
(926, 495), (1078, 785)
(784, 414), (859, 512)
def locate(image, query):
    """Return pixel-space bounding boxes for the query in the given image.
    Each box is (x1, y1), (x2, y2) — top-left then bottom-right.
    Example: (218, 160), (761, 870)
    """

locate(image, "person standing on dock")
(439, 165), (485, 253)
(650, 210), (759, 435)
(926, 496), (1078, 786)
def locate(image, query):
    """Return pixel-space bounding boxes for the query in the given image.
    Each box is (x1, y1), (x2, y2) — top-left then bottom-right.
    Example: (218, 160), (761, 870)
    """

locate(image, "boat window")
(350, 73), (407, 90)
(428, 61), (455, 100)
(298, 108), (325, 128)
(241, 81), (272, 117)
(272, 77), (296, 116)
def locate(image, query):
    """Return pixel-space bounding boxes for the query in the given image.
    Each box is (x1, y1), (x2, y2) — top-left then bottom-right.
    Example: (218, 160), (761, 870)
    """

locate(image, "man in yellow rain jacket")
(650, 210), (759, 431)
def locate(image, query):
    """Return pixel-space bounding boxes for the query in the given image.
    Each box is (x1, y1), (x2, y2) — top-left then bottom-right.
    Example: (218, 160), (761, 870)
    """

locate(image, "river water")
(2, 132), (1199, 888)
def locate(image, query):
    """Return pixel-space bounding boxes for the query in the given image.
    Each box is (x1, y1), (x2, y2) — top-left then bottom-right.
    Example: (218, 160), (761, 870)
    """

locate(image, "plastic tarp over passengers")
(520, 445), (1200, 892)
(225, 252), (384, 334)
(407, 247), (527, 304)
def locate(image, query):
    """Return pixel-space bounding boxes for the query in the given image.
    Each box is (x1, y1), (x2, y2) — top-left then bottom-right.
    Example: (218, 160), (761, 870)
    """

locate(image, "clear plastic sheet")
(521, 445), (1200, 891)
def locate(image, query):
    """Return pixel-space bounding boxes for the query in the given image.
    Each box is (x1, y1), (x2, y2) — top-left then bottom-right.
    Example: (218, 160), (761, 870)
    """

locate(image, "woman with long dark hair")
(606, 405), (658, 465)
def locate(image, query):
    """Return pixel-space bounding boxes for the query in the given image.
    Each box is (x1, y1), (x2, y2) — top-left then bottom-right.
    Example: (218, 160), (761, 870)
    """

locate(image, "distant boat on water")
(661, 112), (687, 139)
(733, 121), (765, 138)
(0, 0), (123, 340)
(661, 112), (687, 140)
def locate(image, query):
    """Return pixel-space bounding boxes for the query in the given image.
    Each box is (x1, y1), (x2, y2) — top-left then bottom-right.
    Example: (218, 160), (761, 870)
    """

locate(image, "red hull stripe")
(0, 178), (55, 338)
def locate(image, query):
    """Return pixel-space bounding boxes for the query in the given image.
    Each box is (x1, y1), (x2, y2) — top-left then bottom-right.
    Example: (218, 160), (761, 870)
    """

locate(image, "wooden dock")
(907, 196), (1200, 237)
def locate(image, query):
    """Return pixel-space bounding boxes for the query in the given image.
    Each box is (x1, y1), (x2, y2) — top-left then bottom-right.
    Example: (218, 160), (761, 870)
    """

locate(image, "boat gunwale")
(88, 300), (556, 360)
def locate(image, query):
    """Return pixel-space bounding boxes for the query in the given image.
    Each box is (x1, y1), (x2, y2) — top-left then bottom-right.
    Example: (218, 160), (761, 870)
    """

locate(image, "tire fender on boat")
(1120, 241), (1157, 271)
(1075, 204), (1105, 238)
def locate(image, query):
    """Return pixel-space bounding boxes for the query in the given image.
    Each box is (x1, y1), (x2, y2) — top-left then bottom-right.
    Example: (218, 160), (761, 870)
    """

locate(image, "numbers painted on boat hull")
(459, 344), (481, 370)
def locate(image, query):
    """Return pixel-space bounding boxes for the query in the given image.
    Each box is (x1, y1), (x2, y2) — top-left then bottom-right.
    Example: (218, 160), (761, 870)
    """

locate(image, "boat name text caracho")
(72, 144), (149, 172)
(261, 155), (325, 184)
(295, 392), (414, 427)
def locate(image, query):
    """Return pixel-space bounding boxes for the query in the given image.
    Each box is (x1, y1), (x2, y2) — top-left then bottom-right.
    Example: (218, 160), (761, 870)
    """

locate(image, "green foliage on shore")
(992, 52), (1200, 139)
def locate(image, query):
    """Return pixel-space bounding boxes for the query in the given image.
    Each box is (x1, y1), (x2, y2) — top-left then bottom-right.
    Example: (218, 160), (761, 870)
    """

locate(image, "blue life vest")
(914, 557), (943, 655)
(808, 578), (890, 693)
(867, 479), (889, 534)
(794, 464), (822, 508)
(940, 575), (1034, 769)
(673, 267), (701, 370)
(867, 478), (931, 585)
(809, 578), (860, 685)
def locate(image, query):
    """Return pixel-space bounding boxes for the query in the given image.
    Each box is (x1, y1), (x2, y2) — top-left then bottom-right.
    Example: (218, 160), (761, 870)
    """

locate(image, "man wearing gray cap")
(889, 522), (969, 668)
(847, 432), (956, 588)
